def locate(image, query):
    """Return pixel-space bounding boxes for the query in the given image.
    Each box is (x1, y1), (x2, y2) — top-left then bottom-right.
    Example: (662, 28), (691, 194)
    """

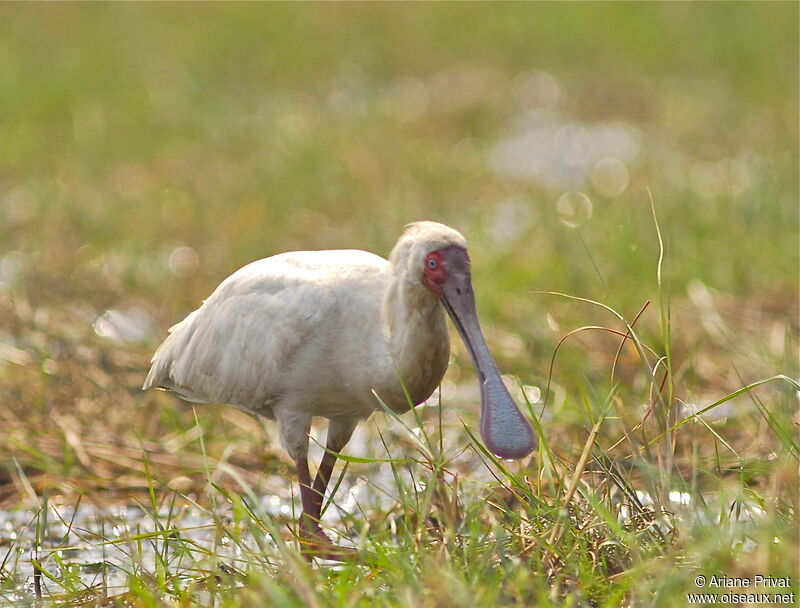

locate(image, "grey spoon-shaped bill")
(438, 255), (538, 460)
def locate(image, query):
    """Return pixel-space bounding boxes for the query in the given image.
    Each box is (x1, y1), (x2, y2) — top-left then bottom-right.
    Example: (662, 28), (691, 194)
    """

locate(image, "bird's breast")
(376, 290), (451, 413)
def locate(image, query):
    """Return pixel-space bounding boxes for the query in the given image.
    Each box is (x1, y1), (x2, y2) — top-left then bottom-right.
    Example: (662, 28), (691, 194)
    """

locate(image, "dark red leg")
(296, 454), (354, 562)
(310, 448), (339, 516)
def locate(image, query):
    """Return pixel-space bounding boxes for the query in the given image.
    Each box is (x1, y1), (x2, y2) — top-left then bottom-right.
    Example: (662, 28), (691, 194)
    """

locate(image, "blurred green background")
(0, 6), (797, 603)
(0, 2), (796, 404)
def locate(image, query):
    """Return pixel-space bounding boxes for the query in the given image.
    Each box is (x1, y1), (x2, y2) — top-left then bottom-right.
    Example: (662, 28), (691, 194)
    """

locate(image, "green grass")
(0, 4), (798, 607)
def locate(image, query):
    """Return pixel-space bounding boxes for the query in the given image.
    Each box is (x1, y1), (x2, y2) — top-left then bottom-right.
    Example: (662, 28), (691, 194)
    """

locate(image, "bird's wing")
(142, 256), (351, 409)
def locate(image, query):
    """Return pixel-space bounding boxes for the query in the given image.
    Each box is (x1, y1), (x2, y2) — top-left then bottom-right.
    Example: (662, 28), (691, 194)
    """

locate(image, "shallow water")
(0, 443), (490, 603)
(3, 461), (765, 604)
(1, 503), (243, 601)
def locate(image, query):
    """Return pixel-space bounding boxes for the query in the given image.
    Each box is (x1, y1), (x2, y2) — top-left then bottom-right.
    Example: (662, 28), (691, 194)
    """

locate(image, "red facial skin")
(422, 246), (471, 296)
(422, 251), (446, 295)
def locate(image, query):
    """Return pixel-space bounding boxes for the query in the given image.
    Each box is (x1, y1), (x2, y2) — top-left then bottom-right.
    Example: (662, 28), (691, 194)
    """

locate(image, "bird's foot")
(298, 519), (357, 562)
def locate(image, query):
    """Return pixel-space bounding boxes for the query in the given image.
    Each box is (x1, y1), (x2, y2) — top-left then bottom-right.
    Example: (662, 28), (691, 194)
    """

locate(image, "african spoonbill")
(143, 221), (537, 559)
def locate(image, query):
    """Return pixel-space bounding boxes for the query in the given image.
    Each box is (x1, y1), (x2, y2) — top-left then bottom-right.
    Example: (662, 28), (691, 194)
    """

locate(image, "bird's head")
(389, 221), (537, 461)
(389, 221), (468, 288)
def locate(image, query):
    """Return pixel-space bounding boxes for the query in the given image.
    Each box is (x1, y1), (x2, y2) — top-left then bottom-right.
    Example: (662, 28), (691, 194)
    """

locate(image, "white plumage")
(143, 221), (536, 560)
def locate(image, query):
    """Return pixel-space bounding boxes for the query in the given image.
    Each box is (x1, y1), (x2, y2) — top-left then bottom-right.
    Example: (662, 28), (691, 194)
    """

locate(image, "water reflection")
(556, 192), (593, 228)
(168, 246), (199, 277)
(490, 109), (640, 193)
(93, 308), (154, 343)
(590, 158), (630, 197)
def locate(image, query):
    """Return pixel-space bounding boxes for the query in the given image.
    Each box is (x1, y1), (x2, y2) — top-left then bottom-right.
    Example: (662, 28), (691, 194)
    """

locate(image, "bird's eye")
(427, 257), (438, 269)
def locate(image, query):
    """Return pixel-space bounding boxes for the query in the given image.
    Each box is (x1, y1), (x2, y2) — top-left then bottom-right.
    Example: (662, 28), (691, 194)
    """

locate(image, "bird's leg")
(295, 419), (358, 562)
(310, 417), (358, 522)
(296, 455), (329, 559)
(296, 453), (355, 562)
(310, 447), (338, 518)
(296, 455), (321, 534)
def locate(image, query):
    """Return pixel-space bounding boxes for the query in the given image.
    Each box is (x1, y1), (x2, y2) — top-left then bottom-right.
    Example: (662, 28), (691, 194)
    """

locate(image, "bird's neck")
(381, 275), (450, 409)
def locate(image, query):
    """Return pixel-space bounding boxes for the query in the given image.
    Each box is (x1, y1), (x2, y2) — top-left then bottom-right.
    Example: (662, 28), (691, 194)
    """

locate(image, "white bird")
(143, 221), (537, 559)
